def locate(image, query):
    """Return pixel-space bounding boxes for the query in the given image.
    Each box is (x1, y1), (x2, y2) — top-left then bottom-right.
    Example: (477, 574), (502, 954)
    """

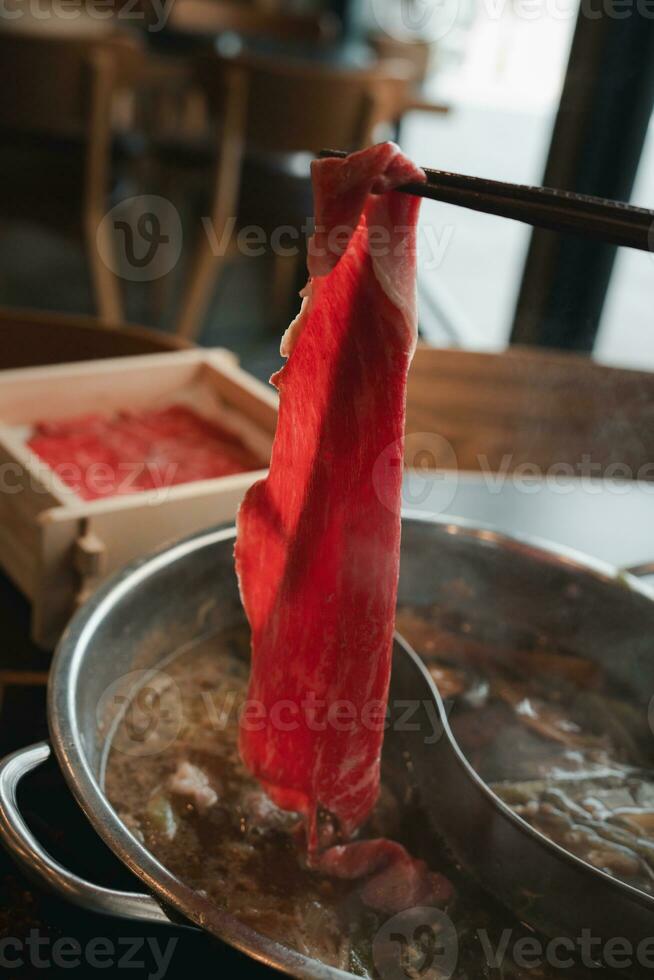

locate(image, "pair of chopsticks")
(319, 149), (654, 252)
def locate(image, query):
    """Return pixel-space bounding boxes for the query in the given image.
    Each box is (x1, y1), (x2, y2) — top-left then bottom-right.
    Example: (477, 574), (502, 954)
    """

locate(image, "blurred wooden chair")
(369, 34), (433, 85)
(135, 1), (340, 163)
(368, 33), (450, 116)
(0, 307), (191, 371)
(175, 50), (413, 339)
(0, 32), (142, 323)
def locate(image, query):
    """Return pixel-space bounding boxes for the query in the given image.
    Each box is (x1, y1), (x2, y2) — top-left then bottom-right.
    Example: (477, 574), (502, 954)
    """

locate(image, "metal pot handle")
(0, 741), (173, 925)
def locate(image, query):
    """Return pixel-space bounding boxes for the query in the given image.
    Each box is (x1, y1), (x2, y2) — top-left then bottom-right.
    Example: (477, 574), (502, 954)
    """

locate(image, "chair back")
(0, 32), (142, 140)
(173, 48), (412, 338)
(200, 49), (413, 155)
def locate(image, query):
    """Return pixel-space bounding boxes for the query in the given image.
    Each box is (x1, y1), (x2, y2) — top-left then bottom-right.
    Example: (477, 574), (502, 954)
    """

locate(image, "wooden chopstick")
(318, 149), (654, 252)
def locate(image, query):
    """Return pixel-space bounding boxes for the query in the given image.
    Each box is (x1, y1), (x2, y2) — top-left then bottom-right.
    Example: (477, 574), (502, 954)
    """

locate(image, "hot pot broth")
(396, 605), (654, 896)
(105, 625), (436, 973)
(102, 600), (648, 978)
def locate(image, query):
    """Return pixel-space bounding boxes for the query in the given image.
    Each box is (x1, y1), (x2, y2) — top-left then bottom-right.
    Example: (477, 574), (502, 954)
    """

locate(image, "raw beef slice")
(235, 143), (425, 848)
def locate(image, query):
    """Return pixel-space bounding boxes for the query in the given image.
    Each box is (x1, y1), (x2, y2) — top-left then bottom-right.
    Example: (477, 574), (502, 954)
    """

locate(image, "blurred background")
(0, 0), (652, 377)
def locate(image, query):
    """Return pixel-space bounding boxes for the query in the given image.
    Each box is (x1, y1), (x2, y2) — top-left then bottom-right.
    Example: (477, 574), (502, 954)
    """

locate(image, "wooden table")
(406, 345), (654, 481)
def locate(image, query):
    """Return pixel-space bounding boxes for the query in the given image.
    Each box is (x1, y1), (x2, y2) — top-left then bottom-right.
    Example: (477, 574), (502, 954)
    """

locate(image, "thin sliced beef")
(235, 143), (425, 847)
(317, 839), (453, 913)
(28, 405), (260, 500)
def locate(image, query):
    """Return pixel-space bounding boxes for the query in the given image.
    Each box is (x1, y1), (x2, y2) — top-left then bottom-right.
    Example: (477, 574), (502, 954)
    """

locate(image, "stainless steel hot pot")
(1, 514), (654, 979)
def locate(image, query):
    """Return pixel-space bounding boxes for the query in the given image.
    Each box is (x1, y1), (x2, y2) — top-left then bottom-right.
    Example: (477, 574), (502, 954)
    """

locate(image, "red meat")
(317, 839), (453, 913)
(27, 404), (260, 500)
(235, 143), (425, 847)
